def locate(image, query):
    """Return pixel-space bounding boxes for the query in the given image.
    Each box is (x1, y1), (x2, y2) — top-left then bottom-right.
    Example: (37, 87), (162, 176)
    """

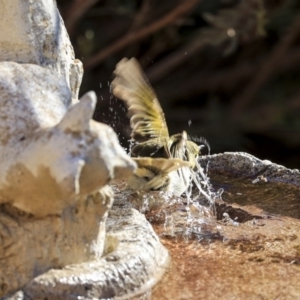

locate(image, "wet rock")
(149, 152), (300, 299)
(0, 186), (113, 299)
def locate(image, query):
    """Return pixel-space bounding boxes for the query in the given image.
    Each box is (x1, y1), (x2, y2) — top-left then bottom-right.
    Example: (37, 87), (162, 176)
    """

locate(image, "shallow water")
(210, 173), (300, 219)
(125, 171), (300, 299)
(112, 167), (300, 299)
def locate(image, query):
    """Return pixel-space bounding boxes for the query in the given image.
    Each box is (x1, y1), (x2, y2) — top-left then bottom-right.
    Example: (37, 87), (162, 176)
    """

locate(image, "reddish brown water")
(151, 218), (300, 299)
(141, 173), (300, 299)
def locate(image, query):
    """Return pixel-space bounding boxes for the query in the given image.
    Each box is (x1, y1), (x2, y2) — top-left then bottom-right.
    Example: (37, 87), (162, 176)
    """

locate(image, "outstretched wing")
(112, 58), (169, 143)
(133, 157), (192, 176)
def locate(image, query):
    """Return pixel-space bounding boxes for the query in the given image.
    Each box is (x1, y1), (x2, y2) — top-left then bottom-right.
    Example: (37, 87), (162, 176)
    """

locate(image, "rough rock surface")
(0, 0), (138, 298)
(199, 152), (300, 186)
(0, 0), (82, 99)
(0, 63), (136, 296)
(5, 207), (169, 300)
(0, 186), (113, 298)
(0, 62), (135, 217)
(150, 152), (300, 299)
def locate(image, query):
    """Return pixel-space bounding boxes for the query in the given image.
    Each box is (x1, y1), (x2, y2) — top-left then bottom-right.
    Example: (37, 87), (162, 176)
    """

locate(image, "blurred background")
(57, 0), (300, 169)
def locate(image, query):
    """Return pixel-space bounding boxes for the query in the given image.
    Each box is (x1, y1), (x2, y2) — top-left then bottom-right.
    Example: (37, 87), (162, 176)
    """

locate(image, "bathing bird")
(112, 58), (207, 196)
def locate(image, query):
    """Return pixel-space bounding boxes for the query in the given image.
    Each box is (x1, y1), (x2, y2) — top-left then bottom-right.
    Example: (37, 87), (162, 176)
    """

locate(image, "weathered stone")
(11, 207), (168, 300)
(0, 0), (82, 99)
(0, 1), (138, 297)
(0, 62), (135, 217)
(149, 152), (300, 299)
(0, 186), (113, 298)
(0, 61), (136, 297)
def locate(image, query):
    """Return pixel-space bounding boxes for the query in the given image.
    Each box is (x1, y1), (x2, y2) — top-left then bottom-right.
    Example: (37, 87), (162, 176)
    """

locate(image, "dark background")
(57, 0), (300, 169)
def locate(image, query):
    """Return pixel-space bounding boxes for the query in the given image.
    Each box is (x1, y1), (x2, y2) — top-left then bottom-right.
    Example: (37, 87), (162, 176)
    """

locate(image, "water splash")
(129, 158), (225, 241)
(164, 212), (175, 236)
(222, 213), (240, 226)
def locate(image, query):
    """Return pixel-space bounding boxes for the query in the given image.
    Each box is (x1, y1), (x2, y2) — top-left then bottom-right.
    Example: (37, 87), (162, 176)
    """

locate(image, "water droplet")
(85, 29), (94, 40)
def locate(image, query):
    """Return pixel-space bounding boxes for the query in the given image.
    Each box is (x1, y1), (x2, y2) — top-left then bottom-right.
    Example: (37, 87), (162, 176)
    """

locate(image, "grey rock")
(23, 207), (169, 300)
(0, 0), (82, 99)
(0, 1), (137, 298)
(199, 152), (300, 186)
(0, 186), (114, 298)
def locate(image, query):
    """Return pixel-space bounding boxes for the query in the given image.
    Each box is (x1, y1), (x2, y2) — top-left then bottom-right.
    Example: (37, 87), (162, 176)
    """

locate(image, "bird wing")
(132, 157), (192, 194)
(112, 58), (169, 143)
(133, 157), (192, 176)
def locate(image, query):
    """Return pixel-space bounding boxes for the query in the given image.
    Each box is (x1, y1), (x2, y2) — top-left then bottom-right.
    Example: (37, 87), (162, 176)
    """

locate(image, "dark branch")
(84, 0), (201, 71)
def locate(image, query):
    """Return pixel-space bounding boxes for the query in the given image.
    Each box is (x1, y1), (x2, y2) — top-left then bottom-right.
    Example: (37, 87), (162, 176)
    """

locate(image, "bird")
(127, 157), (192, 194)
(111, 57), (208, 196)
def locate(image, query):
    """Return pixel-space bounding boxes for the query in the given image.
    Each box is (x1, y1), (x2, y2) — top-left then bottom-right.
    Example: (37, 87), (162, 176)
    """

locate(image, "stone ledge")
(9, 208), (169, 300)
(199, 152), (300, 186)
